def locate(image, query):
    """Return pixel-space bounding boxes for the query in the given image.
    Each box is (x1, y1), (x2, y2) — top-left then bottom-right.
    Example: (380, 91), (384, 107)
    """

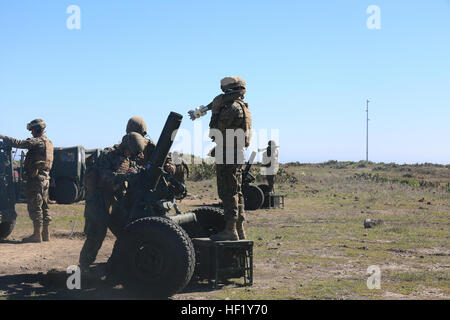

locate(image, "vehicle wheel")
(112, 217), (195, 298)
(243, 185), (264, 210)
(55, 178), (79, 204)
(258, 184), (271, 208)
(0, 219), (16, 240)
(180, 207), (225, 238)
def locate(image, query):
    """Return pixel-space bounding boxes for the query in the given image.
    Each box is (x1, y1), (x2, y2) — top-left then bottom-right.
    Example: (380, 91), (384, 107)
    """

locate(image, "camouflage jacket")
(174, 159), (189, 181)
(209, 94), (250, 164)
(96, 145), (135, 192)
(4, 135), (53, 179)
(209, 94), (245, 133)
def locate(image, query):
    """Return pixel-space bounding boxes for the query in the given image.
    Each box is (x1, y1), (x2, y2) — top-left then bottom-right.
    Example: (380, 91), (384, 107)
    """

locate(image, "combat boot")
(22, 222), (42, 243)
(210, 218), (239, 241)
(42, 222), (50, 241)
(236, 218), (246, 240)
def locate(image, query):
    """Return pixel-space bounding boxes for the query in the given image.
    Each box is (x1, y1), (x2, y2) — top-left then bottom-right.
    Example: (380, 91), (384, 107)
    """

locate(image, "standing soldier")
(0, 119), (54, 242)
(208, 76), (252, 241)
(260, 140), (279, 194)
(79, 132), (146, 272)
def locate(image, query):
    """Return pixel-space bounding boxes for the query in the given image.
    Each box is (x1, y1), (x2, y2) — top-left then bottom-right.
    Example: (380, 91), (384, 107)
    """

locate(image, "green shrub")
(188, 162), (216, 181)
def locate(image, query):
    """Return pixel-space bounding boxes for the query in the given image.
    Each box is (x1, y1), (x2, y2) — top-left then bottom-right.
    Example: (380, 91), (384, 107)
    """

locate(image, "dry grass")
(4, 161), (450, 300)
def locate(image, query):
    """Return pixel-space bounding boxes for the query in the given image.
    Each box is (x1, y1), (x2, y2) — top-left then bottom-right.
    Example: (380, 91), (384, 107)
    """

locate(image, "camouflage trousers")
(216, 164), (245, 222)
(25, 173), (51, 225)
(79, 190), (125, 269)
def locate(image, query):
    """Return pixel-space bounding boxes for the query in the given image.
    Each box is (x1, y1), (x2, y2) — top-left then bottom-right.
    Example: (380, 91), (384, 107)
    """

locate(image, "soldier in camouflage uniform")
(261, 140), (279, 194)
(126, 116), (176, 175)
(172, 151), (189, 185)
(0, 119), (54, 243)
(208, 76), (252, 241)
(79, 132), (146, 271)
(126, 116), (147, 137)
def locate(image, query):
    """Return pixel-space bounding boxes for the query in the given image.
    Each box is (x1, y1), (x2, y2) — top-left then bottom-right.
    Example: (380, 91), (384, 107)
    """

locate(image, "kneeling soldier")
(79, 132), (146, 271)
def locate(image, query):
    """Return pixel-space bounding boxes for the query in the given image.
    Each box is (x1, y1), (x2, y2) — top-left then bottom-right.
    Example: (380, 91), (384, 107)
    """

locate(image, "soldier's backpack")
(235, 100), (252, 148)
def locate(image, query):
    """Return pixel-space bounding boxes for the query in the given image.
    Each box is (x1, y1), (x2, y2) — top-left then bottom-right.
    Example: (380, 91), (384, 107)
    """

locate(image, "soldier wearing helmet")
(260, 140), (280, 194)
(125, 116), (176, 175)
(207, 76), (252, 241)
(0, 119), (54, 243)
(79, 132), (146, 272)
(171, 151), (190, 185)
(126, 116), (147, 137)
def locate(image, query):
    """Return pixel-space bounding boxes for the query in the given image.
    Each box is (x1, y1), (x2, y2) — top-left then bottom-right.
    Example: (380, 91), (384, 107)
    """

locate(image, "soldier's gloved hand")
(188, 105), (209, 120)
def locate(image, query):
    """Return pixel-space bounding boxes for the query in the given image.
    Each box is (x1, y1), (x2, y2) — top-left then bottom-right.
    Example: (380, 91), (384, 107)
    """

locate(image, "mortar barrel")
(146, 112), (183, 190)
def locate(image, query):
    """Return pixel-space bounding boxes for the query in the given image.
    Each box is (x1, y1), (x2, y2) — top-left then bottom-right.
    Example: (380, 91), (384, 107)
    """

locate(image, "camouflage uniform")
(79, 145), (134, 269)
(4, 135), (53, 225)
(212, 99), (246, 222)
(209, 76), (251, 240)
(173, 158), (189, 184)
(126, 117), (176, 175)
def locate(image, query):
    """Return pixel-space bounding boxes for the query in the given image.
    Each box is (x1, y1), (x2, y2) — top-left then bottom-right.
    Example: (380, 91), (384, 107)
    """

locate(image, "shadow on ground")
(0, 265), (219, 300)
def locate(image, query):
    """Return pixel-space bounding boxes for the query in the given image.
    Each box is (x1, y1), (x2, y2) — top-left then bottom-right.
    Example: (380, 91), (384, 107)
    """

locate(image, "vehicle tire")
(242, 185), (264, 210)
(258, 184), (271, 208)
(55, 178), (79, 204)
(112, 217), (195, 298)
(0, 219), (16, 240)
(180, 207), (225, 238)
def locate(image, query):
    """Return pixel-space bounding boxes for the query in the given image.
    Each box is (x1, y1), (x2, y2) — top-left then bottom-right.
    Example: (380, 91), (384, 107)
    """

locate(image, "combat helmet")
(220, 76), (246, 93)
(120, 132), (147, 156)
(126, 116), (147, 137)
(268, 140), (279, 148)
(27, 119), (46, 131)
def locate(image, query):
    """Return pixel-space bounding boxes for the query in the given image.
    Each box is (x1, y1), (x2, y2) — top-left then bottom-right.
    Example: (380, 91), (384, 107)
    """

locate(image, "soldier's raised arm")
(1, 136), (45, 150)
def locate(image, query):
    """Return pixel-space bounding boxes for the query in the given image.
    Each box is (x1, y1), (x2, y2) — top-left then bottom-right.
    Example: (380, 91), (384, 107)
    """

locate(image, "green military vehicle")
(49, 147), (103, 204)
(49, 146), (87, 204)
(0, 141), (17, 240)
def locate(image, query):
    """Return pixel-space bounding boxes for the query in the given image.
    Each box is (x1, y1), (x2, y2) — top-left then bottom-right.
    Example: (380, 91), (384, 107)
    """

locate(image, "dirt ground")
(1, 162), (449, 300)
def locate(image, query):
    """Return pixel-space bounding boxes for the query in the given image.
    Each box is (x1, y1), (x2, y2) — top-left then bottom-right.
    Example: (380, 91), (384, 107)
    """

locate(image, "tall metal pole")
(366, 99), (370, 162)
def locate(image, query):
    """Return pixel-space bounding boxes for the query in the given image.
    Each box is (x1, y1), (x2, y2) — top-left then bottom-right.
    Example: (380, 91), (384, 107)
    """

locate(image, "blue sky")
(1, 1), (449, 164)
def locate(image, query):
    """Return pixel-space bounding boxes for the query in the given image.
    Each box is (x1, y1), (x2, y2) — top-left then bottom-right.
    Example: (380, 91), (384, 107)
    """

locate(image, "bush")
(188, 162), (216, 181)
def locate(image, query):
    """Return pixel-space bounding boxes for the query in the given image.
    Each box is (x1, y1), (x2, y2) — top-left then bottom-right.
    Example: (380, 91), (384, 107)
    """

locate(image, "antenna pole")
(366, 99), (370, 162)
